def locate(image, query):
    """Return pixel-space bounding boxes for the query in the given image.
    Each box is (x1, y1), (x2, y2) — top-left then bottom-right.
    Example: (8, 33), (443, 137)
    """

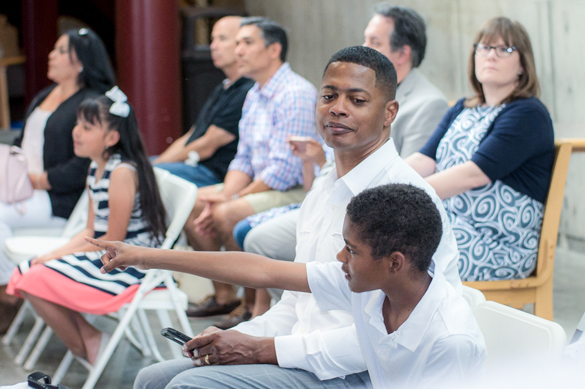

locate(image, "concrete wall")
(245, 0), (585, 250)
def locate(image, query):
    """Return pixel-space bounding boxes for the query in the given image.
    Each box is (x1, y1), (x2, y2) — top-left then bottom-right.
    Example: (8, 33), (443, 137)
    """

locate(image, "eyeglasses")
(474, 43), (517, 58)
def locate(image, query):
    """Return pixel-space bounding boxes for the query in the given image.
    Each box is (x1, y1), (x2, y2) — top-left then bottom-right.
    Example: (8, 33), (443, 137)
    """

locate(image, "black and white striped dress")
(9, 154), (162, 314)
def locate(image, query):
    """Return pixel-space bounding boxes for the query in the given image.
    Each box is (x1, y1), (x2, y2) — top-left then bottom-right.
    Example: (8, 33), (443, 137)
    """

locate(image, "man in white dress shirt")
(132, 46), (461, 389)
(242, 4), (449, 280)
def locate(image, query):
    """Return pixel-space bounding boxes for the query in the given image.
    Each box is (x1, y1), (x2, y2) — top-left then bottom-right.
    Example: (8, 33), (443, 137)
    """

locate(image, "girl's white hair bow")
(105, 86), (130, 118)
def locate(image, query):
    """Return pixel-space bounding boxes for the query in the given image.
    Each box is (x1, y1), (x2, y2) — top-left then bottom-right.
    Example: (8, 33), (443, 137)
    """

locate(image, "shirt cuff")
(274, 334), (312, 371)
(260, 167), (297, 191)
(228, 158), (254, 177)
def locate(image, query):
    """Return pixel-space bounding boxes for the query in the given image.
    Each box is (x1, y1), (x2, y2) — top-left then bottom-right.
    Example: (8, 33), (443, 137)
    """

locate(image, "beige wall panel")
(548, 1), (585, 248)
(550, 1), (585, 124)
(561, 154), (585, 250)
(414, 0), (466, 101)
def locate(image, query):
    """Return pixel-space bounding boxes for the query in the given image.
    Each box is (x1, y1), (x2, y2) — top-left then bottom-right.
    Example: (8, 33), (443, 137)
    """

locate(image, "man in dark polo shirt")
(153, 16), (254, 187)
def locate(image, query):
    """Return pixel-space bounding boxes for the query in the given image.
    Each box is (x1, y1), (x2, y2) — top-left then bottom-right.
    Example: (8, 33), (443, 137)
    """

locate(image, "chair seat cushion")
(4, 236), (70, 264)
(138, 288), (189, 310)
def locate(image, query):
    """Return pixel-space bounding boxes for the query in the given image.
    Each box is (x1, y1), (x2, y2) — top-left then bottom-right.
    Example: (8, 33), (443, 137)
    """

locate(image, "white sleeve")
(306, 261), (352, 311)
(235, 261), (352, 337)
(274, 262), (365, 380)
(237, 262), (366, 380)
(233, 290), (301, 337)
(275, 323), (367, 380)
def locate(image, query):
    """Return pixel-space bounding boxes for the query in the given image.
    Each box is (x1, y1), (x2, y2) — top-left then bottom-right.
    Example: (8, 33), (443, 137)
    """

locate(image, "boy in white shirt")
(90, 183), (485, 388)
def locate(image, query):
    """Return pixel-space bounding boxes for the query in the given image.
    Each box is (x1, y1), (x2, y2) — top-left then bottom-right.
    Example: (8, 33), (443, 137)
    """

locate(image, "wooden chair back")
(463, 140), (573, 320)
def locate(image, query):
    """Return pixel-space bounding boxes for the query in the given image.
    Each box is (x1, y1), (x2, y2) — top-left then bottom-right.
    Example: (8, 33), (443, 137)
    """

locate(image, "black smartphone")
(160, 327), (192, 346)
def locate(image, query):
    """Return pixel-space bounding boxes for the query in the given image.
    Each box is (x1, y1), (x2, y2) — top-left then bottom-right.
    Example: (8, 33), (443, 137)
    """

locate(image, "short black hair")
(375, 4), (427, 68)
(324, 46), (397, 101)
(346, 183), (442, 273)
(240, 17), (288, 62)
(65, 28), (116, 94)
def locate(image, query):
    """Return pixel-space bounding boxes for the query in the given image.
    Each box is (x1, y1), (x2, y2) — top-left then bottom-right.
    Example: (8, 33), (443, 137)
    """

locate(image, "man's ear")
(384, 100), (399, 127)
(386, 251), (405, 274)
(268, 42), (283, 61)
(393, 45), (411, 66)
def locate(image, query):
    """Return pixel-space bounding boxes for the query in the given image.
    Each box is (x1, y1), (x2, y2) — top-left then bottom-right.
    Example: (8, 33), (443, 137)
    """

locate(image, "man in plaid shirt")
(184, 17), (319, 327)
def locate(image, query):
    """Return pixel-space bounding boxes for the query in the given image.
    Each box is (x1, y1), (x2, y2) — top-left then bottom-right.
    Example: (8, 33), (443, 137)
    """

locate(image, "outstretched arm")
(87, 237), (310, 293)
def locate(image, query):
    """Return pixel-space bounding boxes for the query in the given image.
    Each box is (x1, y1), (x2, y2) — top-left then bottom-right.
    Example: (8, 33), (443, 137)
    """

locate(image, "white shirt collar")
(363, 271), (449, 352)
(322, 139), (399, 196)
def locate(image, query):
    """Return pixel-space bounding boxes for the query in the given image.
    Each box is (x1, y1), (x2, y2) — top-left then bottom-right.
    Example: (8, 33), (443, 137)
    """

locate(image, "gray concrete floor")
(0, 310), (216, 388)
(1, 247), (585, 388)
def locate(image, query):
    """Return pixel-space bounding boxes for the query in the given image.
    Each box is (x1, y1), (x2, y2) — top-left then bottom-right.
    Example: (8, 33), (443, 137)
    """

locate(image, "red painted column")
(22, 0), (58, 106)
(115, 0), (181, 155)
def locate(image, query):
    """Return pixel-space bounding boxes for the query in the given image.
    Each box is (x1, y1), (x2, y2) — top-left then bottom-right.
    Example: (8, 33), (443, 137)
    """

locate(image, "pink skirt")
(7, 264), (141, 315)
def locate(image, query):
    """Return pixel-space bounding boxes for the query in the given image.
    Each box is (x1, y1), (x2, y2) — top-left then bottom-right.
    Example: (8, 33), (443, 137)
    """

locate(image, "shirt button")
(300, 329), (307, 334)
(332, 205), (337, 211)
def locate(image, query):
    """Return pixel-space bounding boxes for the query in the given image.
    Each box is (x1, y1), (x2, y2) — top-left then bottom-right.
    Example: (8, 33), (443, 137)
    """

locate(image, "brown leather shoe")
(213, 303), (252, 330)
(186, 295), (242, 318)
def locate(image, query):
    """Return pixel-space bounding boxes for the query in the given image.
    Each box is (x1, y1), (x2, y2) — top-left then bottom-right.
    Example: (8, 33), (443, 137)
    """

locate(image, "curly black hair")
(346, 183), (442, 273)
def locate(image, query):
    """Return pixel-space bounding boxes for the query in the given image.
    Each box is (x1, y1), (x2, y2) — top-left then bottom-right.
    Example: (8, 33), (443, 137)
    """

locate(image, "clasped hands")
(192, 192), (230, 237)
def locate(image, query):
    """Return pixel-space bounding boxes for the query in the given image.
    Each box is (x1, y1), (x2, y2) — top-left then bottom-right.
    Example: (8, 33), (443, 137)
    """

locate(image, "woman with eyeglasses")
(0, 28), (115, 333)
(406, 17), (554, 282)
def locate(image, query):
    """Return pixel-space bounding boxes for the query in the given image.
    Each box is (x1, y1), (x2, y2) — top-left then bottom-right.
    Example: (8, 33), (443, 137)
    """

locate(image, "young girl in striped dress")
(7, 86), (167, 366)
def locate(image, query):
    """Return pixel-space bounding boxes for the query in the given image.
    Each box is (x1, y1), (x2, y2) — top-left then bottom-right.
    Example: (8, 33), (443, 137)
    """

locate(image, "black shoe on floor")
(213, 304), (252, 330)
(186, 295), (242, 318)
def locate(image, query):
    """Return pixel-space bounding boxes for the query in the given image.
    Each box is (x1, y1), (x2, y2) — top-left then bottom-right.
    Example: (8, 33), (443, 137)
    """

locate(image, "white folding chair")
(2, 189), (89, 365)
(50, 167), (198, 389)
(472, 301), (567, 373)
(461, 285), (486, 308)
(4, 189), (89, 262)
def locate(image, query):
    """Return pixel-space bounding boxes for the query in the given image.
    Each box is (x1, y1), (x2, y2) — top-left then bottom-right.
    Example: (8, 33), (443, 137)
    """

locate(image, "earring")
(79, 66), (84, 73)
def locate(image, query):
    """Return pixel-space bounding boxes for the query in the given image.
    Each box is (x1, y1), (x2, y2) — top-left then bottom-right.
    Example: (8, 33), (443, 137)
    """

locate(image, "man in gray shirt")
(363, 4), (448, 157)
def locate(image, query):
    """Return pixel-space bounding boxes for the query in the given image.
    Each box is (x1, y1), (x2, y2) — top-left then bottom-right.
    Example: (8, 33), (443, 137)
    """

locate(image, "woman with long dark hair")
(0, 28), (115, 333)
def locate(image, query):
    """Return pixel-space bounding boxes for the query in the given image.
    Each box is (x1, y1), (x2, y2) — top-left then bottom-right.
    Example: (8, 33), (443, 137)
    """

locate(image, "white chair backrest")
(61, 189), (89, 238)
(472, 301), (567, 372)
(153, 167), (198, 249)
(461, 285), (486, 308)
